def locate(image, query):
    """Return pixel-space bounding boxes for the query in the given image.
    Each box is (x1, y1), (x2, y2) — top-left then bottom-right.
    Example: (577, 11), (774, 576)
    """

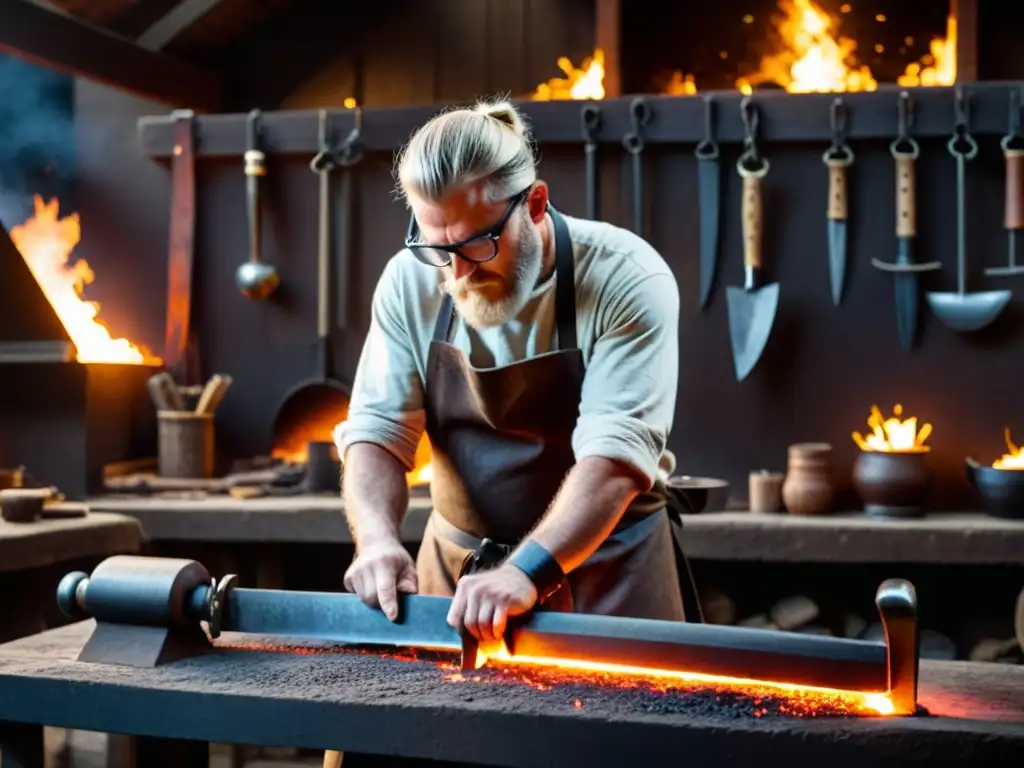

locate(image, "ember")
(8, 195), (159, 365)
(221, 638), (893, 718)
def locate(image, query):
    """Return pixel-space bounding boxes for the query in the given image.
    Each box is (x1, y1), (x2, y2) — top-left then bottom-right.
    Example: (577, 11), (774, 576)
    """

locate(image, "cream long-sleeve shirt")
(334, 213), (680, 491)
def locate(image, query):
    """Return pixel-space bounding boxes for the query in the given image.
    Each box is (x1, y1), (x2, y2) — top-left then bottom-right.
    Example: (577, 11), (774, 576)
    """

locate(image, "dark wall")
(282, 0), (596, 109)
(67, 3), (1024, 512)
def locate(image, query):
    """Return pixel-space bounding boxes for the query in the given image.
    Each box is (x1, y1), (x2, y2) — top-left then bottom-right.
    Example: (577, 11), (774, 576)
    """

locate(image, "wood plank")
(952, 0), (978, 83)
(83, 496), (1024, 566)
(360, 0), (437, 108)
(86, 496), (431, 544)
(0, 513), (143, 573)
(0, 0), (219, 110)
(136, 0), (225, 51)
(107, 0), (197, 39)
(137, 83), (1019, 158)
(0, 622), (1021, 765)
(595, 0), (621, 98)
(433, 0), (489, 103)
(487, 0), (529, 97)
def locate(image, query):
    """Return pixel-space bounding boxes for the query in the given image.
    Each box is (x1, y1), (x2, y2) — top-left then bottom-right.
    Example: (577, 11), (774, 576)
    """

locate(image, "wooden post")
(595, 0), (621, 99)
(951, 0), (978, 82)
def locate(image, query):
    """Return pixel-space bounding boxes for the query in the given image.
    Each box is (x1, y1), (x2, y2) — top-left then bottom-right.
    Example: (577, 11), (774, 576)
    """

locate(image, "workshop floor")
(44, 729), (320, 768)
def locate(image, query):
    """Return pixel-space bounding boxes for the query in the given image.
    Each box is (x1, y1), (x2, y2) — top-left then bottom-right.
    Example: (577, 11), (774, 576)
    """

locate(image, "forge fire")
(224, 638), (894, 719)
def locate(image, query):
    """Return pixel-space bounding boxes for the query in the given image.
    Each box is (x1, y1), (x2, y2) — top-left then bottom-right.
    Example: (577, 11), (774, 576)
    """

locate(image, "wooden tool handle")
(1005, 146), (1024, 230)
(827, 162), (847, 221)
(322, 750), (344, 768)
(895, 154), (916, 238)
(742, 175), (763, 269)
(194, 374), (233, 415)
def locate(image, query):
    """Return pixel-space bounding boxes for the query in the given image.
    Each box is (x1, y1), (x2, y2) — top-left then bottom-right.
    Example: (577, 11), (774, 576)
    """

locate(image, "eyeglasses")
(404, 188), (529, 268)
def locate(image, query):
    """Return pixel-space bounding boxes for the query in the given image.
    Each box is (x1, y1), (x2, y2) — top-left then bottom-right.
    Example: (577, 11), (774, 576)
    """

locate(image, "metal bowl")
(665, 475), (730, 514)
(966, 458), (1024, 520)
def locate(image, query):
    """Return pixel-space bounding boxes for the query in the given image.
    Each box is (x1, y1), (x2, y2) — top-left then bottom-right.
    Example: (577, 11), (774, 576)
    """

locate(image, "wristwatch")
(507, 540), (565, 602)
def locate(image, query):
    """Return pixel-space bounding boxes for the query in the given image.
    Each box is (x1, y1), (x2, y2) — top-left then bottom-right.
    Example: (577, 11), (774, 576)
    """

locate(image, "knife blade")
(825, 150), (853, 306)
(696, 142), (720, 309)
(893, 238), (918, 351)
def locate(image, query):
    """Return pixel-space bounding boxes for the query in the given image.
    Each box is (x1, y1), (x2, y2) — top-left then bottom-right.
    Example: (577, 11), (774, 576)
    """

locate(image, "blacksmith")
(334, 97), (686, 645)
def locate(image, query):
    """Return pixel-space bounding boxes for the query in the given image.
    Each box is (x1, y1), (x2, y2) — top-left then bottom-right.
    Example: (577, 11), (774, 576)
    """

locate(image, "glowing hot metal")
(57, 556), (920, 716)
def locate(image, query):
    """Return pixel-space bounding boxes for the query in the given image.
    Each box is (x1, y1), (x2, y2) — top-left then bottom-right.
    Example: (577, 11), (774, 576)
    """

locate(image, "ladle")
(235, 109), (280, 300)
(926, 87), (1011, 332)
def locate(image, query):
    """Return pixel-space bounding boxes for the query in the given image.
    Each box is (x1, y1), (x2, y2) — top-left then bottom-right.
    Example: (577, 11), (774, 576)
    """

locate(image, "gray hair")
(394, 97), (537, 206)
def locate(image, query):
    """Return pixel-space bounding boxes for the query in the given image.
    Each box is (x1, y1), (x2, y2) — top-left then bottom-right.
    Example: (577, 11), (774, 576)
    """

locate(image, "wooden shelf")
(85, 496), (1024, 565)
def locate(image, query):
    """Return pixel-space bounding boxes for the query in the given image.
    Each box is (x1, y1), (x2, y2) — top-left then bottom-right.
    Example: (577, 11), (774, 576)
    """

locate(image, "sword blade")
(697, 156), (720, 309)
(893, 238), (918, 351)
(225, 588), (462, 651)
(828, 219), (846, 306)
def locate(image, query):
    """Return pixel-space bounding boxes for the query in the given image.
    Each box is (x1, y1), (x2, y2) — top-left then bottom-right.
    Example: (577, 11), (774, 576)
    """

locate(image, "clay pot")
(853, 450), (931, 518)
(965, 458), (1024, 520)
(782, 443), (835, 515)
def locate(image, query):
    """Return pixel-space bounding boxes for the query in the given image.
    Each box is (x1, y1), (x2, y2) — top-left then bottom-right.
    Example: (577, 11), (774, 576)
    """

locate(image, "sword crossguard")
(871, 258), (942, 274)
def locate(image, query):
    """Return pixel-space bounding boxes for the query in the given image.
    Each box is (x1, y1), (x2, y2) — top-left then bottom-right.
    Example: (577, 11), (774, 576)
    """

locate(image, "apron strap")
(430, 203), (578, 350)
(548, 205), (578, 351)
(663, 489), (706, 623)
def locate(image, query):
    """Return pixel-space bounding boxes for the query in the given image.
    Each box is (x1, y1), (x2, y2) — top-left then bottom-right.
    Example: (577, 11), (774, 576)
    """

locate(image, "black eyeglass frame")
(404, 188), (531, 267)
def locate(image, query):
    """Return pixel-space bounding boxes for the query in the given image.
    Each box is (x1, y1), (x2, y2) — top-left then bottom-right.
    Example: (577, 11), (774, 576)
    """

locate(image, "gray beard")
(442, 216), (544, 330)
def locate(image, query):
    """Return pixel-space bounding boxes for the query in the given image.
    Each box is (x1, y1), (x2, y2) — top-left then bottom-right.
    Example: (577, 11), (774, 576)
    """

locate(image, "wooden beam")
(136, 0), (225, 51)
(214, 0), (408, 111)
(0, 0), (219, 110)
(952, 0), (979, 83)
(107, 0), (192, 39)
(137, 83), (1018, 158)
(595, 0), (621, 99)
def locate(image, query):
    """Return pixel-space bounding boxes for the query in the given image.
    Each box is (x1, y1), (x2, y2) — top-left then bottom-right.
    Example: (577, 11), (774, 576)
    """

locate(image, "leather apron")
(416, 206), (692, 622)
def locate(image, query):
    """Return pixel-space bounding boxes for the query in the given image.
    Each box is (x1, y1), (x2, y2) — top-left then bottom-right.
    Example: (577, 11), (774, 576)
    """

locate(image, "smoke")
(0, 54), (75, 231)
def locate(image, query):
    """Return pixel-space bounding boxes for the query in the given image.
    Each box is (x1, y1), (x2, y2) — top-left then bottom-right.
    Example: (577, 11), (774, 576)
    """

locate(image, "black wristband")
(507, 540), (565, 602)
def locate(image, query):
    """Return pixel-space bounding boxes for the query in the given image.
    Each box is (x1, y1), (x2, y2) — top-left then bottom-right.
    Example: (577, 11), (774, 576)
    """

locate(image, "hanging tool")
(823, 98), (854, 306)
(235, 109), (280, 300)
(926, 87), (1011, 332)
(622, 97), (652, 238)
(872, 91), (942, 351)
(985, 86), (1024, 279)
(726, 97), (779, 382)
(695, 95), (721, 310)
(270, 109), (363, 450)
(163, 109), (200, 384)
(580, 103), (601, 220)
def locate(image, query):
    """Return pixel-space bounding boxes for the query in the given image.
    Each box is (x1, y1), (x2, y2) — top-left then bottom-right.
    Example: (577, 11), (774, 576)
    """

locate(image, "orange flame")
(531, 49), (605, 101)
(852, 404), (932, 453)
(8, 196), (159, 365)
(897, 15), (957, 87)
(993, 428), (1024, 470)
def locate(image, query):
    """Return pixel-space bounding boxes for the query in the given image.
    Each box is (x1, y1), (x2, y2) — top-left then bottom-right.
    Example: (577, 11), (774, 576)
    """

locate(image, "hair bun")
(474, 100), (528, 138)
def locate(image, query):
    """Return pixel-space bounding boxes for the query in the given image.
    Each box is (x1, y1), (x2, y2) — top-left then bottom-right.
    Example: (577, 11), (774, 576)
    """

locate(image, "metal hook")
(890, 91), (919, 159)
(953, 85), (970, 130)
(740, 95), (759, 143)
(581, 103), (602, 137)
(630, 97), (652, 127)
(694, 94), (719, 160)
(338, 105), (365, 166)
(1010, 87), (1021, 137)
(829, 97), (847, 142)
(317, 109), (330, 150)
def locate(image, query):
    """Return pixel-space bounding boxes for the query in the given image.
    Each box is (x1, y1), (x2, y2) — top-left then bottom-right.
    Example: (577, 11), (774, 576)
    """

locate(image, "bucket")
(158, 410), (215, 479)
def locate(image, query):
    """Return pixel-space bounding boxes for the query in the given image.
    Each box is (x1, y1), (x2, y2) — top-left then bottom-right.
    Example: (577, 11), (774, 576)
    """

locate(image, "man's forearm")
(524, 456), (644, 573)
(343, 442), (410, 548)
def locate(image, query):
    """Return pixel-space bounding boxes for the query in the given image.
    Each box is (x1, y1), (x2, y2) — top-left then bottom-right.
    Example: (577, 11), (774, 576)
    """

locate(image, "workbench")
(0, 513), (142, 643)
(87, 496), (1024, 564)
(0, 621), (1022, 767)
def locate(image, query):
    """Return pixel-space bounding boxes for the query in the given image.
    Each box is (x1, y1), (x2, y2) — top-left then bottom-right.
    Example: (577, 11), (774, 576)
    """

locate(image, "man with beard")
(334, 98), (685, 647)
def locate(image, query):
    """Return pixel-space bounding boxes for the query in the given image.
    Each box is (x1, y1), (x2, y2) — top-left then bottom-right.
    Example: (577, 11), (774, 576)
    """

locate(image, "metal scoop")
(926, 87), (1011, 332)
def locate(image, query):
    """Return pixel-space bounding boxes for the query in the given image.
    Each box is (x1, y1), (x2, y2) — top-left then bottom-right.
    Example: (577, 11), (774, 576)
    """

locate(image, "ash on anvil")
(754, 403), (1024, 519)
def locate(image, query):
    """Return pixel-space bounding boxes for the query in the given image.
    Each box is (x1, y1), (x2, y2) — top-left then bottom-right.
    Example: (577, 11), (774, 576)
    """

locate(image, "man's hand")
(447, 565), (538, 643)
(343, 539), (418, 621)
